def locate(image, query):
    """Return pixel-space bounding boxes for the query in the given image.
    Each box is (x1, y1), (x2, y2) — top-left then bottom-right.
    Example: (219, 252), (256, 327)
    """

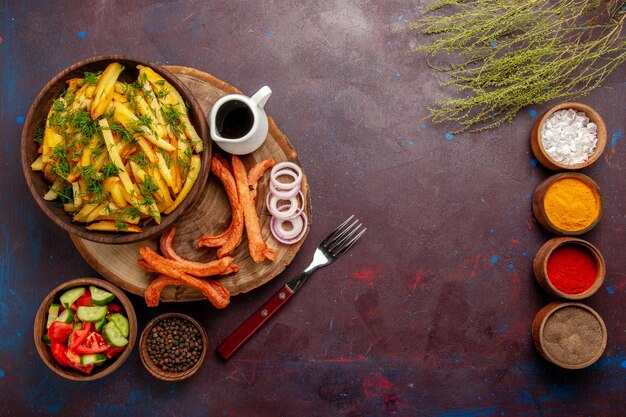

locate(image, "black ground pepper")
(146, 317), (203, 373)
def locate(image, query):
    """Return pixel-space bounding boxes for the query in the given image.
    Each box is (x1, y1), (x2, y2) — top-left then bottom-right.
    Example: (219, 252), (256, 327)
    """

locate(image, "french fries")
(31, 62), (204, 233)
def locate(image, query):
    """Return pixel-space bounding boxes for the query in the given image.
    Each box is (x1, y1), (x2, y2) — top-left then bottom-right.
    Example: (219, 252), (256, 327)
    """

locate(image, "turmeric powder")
(544, 178), (600, 232)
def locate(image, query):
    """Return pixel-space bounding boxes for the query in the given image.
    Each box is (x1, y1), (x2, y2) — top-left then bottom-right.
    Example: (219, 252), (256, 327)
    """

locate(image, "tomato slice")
(47, 322), (73, 344)
(68, 322), (93, 350)
(51, 342), (74, 367)
(104, 346), (125, 359)
(74, 332), (110, 354)
(107, 303), (123, 313)
(50, 342), (95, 374)
(75, 290), (93, 307)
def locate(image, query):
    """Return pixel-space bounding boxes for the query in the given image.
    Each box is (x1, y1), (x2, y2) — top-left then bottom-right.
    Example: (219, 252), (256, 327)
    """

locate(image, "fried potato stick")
(248, 159), (275, 201)
(198, 156), (244, 258)
(231, 155), (276, 263)
(159, 227), (239, 275)
(145, 275), (230, 308)
(140, 246), (233, 278)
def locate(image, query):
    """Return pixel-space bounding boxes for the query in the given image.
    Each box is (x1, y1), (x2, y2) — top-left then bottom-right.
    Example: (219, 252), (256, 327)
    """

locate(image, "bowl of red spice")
(533, 237), (606, 300)
(139, 313), (208, 381)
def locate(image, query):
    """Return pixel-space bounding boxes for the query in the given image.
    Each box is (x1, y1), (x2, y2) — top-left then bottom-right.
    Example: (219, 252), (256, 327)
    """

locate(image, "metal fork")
(216, 215), (366, 360)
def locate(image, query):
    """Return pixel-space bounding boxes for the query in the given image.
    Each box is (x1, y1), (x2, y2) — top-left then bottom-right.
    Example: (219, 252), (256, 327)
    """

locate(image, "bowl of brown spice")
(139, 313), (208, 381)
(532, 302), (607, 369)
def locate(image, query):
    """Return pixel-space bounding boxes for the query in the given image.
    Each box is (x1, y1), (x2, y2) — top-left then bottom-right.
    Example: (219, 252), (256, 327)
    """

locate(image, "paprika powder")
(547, 244), (597, 294)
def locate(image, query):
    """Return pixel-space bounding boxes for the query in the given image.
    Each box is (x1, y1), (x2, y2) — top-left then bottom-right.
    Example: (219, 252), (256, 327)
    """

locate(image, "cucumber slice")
(42, 334), (51, 346)
(59, 287), (85, 309)
(95, 318), (107, 332)
(80, 353), (107, 366)
(103, 321), (129, 347)
(89, 286), (115, 306)
(55, 309), (74, 324)
(46, 304), (60, 329)
(107, 314), (129, 338)
(73, 322), (83, 330)
(76, 306), (108, 322)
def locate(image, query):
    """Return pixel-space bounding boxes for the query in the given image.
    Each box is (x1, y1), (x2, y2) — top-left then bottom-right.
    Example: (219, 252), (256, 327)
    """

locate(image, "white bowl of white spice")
(532, 302), (607, 369)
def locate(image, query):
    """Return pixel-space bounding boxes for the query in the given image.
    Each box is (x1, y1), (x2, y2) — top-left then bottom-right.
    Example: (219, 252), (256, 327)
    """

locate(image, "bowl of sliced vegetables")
(33, 277), (137, 381)
(21, 55), (211, 244)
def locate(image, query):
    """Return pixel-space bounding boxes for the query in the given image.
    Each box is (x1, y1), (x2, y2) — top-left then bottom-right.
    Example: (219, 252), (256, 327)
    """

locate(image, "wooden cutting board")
(71, 66), (311, 301)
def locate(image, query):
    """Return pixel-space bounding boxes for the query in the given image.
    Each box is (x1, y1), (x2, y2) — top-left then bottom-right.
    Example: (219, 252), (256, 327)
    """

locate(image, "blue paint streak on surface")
(408, 139), (414, 145)
(489, 228), (494, 234)
(526, 193), (532, 199)
(621, 360), (626, 369)
(530, 159), (538, 167)
(421, 123), (427, 129)
(267, 29), (274, 37)
(523, 252), (527, 257)
(395, 71), (401, 77)
(329, 318), (333, 331)
(611, 128), (622, 148)
(0, 370), (4, 377)
(490, 40), (497, 47)
(491, 256), (498, 264)
(397, 14), (404, 21)
(77, 30), (86, 38)
(518, 389), (534, 404)
(434, 406), (500, 417)
(445, 133), (454, 140)
(48, 404), (61, 414)
(387, 40), (392, 48)
(15, 115), (24, 123)
(607, 286), (616, 295)
(529, 109), (538, 117)
(508, 263), (514, 269)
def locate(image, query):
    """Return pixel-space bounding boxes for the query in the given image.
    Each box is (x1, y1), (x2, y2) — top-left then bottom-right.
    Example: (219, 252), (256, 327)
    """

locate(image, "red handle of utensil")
(216, 284), (295, 360)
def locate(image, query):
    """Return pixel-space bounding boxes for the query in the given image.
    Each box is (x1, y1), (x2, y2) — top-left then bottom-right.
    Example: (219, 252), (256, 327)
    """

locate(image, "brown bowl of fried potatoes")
(21, 55), (211, 244)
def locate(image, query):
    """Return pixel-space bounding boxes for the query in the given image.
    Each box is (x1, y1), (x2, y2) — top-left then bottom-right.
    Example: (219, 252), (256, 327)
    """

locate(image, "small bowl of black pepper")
(139, 313), (208, 381)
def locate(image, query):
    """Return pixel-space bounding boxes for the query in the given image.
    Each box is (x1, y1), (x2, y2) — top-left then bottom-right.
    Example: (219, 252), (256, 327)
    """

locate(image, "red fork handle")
(216, 284), (294, 360)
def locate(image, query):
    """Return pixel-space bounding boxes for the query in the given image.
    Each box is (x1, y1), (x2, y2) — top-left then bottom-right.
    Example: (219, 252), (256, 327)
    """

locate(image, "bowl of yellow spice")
(532, 173), (602, 235)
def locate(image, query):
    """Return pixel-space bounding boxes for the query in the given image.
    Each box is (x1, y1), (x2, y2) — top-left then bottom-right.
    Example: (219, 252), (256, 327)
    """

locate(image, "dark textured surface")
(1, 1), (624, 416)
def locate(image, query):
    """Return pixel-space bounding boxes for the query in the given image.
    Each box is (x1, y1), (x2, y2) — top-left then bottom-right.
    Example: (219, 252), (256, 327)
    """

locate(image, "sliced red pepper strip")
(68, 321), (92, 351)
(47, 322), (73, 344)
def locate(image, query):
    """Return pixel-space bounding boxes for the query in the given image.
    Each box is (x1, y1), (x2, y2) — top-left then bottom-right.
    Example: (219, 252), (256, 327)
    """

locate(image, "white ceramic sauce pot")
(209, 86), (272, 155)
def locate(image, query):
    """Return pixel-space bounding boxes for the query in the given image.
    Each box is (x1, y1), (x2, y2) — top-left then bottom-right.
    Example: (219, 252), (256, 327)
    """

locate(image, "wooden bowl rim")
(532, 172), (602, 235)
(534, 302), (607, 369)
(138, 312), (208, 381)
(33, 277), (137, 381)
(20, 54), (211, 244)
(532, 102), (607, 171)
(534, 237), (606, 300)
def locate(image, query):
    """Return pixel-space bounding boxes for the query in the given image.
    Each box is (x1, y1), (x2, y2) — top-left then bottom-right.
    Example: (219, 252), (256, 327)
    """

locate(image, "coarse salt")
(541, 109), (597, 166)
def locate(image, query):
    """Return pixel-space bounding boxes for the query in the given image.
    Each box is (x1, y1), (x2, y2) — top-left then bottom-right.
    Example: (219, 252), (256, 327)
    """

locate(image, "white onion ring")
(271, 163), (302, 189)
(271, 169), (301, 190)
(270, 211), (308, 244)
(271, 214), (304, 240)
(266, 191), (304, 219)
(270, 182), (300, 200)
